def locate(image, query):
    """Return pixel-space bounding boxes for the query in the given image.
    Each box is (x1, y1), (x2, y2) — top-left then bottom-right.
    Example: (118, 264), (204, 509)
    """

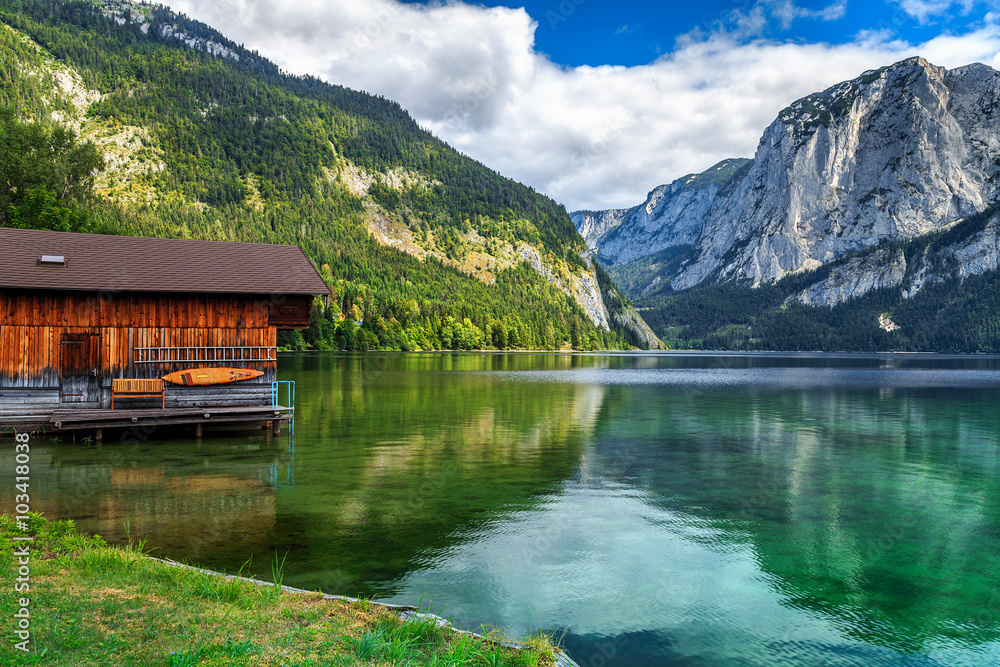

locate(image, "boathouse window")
(38, 255), (66, 266)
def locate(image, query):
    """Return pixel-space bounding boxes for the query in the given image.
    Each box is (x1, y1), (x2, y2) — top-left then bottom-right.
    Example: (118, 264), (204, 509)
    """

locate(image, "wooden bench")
(111, 379), (165, 410)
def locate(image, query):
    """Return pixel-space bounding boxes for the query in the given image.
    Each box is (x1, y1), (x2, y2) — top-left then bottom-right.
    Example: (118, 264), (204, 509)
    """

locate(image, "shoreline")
(278, 348), (1000, 358)
(147, 555), (579, 667)
(0, 514), (577, 666)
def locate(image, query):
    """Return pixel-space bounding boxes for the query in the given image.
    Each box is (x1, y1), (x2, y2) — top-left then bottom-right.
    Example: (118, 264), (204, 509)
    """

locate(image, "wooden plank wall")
(0, 292), (278, 408)
(269, 295), (313, 329)
(0, 292), (271, 328)
(0, 388), (61, 418)
(0, 326), (277, 384)
(0, 325), (80, 388)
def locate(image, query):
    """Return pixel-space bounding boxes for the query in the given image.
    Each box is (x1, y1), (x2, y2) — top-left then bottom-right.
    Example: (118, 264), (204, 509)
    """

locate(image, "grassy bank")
(0, 514), (560, 666)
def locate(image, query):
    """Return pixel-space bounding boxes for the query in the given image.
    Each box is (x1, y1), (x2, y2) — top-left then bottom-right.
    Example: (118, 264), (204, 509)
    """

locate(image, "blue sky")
(418, 0), (863, 66)
(167, 0), (1000, 210)
(397, 0), (995, 66)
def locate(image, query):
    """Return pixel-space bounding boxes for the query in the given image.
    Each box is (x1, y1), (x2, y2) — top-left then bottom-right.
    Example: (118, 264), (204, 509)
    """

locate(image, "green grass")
(0, 513), (561, 666)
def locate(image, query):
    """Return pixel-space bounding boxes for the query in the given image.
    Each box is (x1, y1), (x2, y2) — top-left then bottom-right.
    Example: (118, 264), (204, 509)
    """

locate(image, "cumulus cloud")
(163, 0), (1000, 211)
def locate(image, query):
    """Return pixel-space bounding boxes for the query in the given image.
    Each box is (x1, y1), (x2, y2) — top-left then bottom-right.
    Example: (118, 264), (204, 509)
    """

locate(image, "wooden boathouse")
(0, 227), (331, 437)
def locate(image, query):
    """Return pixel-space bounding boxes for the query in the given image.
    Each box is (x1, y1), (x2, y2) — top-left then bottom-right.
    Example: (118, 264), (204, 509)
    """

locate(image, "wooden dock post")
(95, 428), (102, 443)
(272, 419), (280, 436)
(194, 422), (202, 439)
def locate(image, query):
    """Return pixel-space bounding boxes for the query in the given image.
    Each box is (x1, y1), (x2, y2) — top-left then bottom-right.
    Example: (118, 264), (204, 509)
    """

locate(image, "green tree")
(491, 321), (508, 349)
(544, 322), (556, 349)
(8, 187), (93, 232)
(570, 319), (582, 350)
(277, 329), (306, 351)
(0, 106), (103, 230)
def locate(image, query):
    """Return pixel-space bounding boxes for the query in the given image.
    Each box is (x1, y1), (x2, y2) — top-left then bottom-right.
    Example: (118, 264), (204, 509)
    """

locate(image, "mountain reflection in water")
(5, 352), (999, 666)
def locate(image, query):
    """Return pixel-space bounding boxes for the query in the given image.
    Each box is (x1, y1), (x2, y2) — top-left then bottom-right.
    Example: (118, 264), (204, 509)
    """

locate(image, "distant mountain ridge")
(579, 57), (1000, 295)
(572, 158), (749, 264)
(576, 57), (1000, 351)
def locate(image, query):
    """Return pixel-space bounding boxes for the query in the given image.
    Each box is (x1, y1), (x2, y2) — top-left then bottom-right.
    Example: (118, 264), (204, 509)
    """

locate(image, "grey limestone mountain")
(575, 57), (1000, 303)
(571, 158), (749, 263)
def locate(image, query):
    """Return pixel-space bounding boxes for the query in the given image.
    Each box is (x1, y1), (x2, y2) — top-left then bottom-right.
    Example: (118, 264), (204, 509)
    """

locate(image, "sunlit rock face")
(579, 58), (1000, 301)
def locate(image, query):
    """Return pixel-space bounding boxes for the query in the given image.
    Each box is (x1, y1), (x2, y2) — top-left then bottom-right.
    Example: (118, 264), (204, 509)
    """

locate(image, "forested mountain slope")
(0, 0), (660, 351)
(640, 205), (1000, 352)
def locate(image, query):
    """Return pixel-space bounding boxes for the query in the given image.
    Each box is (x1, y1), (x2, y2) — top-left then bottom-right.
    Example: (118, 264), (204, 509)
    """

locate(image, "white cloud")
(162, 0), (1000, 211)
(771, 0), (849, 27)
(892, 0), (985, 23)
(690, 0), (848, 42)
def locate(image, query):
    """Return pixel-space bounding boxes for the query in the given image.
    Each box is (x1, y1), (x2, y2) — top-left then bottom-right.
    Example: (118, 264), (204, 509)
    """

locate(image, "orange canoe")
(162, 367), (264, 386)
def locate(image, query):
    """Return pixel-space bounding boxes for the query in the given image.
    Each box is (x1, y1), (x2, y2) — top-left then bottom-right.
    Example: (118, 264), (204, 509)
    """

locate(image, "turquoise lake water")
(9, 352), (1000, 666)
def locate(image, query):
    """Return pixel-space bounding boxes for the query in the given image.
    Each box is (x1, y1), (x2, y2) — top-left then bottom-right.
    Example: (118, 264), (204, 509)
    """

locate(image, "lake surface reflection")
(7, 352), (1000, 666)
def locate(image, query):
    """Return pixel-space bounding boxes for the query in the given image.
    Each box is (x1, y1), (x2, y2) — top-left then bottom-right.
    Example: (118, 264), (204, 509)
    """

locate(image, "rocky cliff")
(572, 208), (629, 249)
(571, 158), (749, 264)
(783, 205), (1000, 307)
(580, 58), (1000, 303)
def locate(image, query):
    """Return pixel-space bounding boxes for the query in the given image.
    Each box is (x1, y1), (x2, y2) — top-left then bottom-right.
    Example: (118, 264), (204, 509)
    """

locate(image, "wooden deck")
(0, 404), (292, 438)
(50, 405), (291, 431)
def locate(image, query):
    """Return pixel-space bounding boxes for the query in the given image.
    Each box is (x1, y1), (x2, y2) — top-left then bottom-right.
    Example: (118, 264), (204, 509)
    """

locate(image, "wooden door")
(60, 333), (100, 403)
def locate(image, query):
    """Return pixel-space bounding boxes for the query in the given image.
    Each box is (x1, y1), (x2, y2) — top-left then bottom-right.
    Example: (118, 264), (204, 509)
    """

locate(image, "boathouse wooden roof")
(0, 227), (332, 295)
